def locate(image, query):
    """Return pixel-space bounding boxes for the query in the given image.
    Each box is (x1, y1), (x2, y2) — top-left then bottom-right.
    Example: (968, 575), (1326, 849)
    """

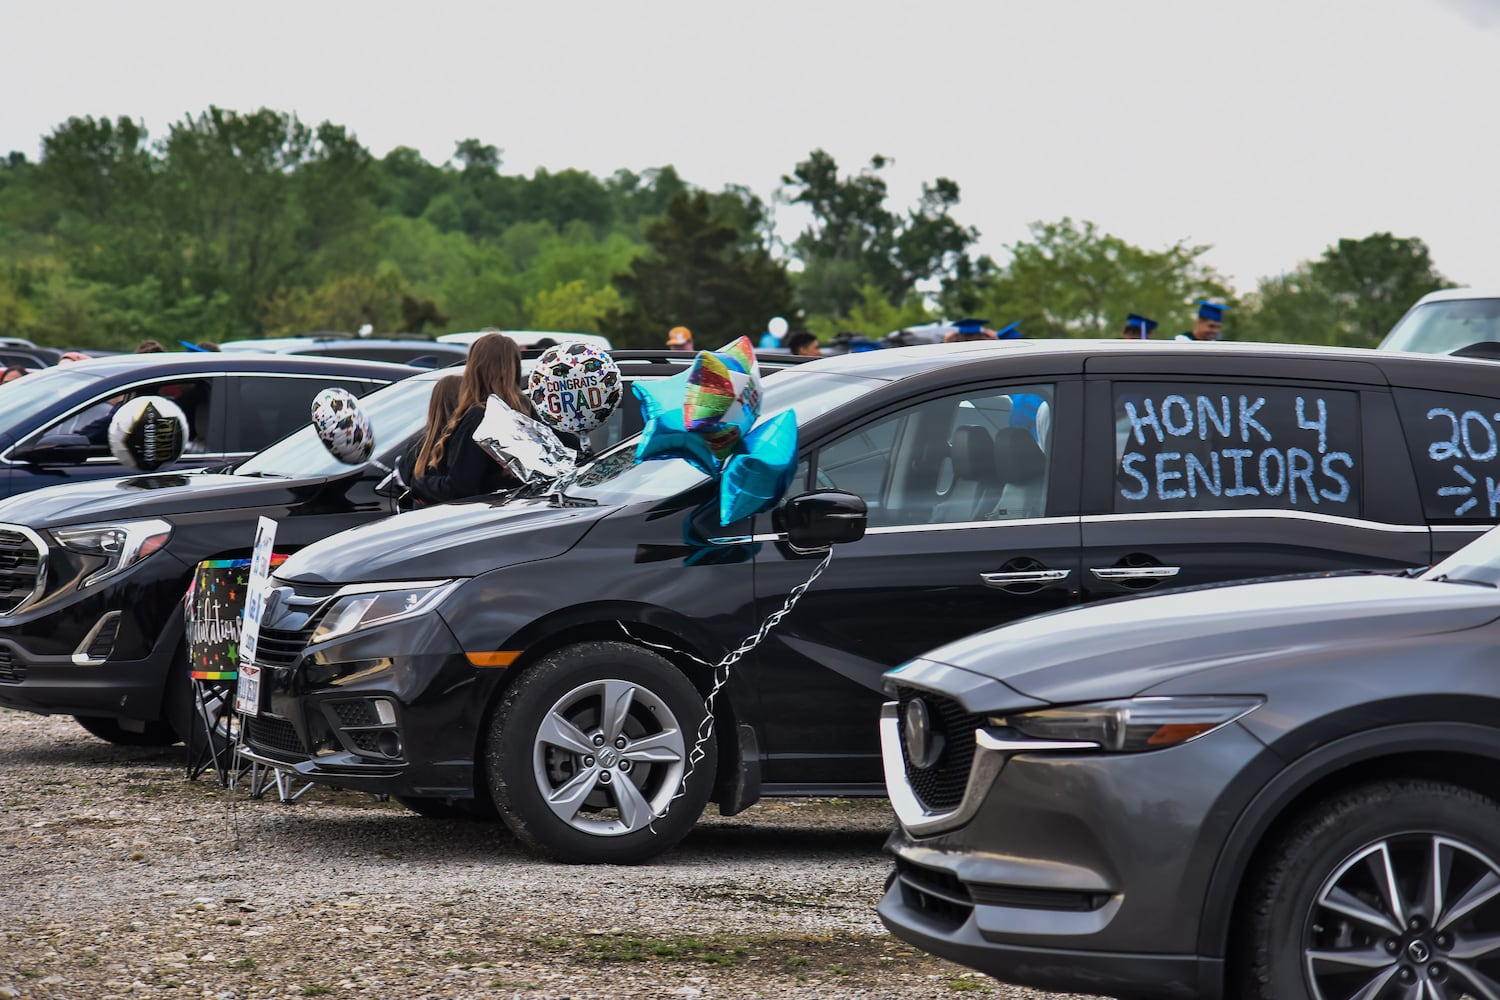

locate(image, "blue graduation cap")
(1125, 313), (1158, 338)
(953, 317), (990, 336)
(178, 340), (210, 352)
(994, 321), (1021, 340)
(1196, 300), (1228, 323)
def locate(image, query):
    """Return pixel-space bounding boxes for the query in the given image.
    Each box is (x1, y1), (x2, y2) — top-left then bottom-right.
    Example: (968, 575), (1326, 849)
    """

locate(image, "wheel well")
(1223, 750), (1500, 978)
(471, 620), (738, 804)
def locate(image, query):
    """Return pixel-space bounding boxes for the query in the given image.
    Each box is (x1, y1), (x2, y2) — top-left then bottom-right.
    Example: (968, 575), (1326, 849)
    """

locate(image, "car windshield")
(0, 367), (107, 428)
(1423, 527), (1500, 587)
(237, 373), (444, 478)
(555, 369), (882, 505)
(1382, 298), (1500, 355)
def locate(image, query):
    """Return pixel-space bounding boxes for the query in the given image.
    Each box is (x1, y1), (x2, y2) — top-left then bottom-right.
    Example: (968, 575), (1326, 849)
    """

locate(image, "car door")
(748, 378), (1083, 787)
(1079, 359), (1429, 604)
(12, 374), (229, 492)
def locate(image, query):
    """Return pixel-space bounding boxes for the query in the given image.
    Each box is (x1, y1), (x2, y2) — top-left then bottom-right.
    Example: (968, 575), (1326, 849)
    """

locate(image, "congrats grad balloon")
(310, 387), (374, 465)
(527, 343), (623, 435)
(107, 396), (189, 472)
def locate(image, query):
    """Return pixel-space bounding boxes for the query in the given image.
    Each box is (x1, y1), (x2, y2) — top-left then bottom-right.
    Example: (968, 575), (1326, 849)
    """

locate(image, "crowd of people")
(662, 300), (1231, 357)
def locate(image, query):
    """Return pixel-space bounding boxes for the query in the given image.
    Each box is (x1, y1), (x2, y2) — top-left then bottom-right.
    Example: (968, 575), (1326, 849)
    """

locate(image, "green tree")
(975, 218), (1233, 338)
(602, 190), (794, 349)
(525, 279), (623, 333)
(1308, 233), (1451, 347)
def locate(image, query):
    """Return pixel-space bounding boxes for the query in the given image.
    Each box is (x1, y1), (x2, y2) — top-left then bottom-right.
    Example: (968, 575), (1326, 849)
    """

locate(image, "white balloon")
(107, 396), (189, 471)
(767, 316), (789, 338)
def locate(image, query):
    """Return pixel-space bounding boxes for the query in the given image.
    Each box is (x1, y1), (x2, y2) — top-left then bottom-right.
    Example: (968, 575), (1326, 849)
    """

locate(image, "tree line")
(0, 107), (1452, 352)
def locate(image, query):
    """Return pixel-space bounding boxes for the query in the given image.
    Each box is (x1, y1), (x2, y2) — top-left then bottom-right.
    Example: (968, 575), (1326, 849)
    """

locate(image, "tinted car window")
(1112, 382), (1360, 515)
(227, 376), (375, 453)
(239, 375), (441, 477)
(1395, 387), (1500, 521)
(42, 378), (217, 456)
(810, 384), (1054, 526)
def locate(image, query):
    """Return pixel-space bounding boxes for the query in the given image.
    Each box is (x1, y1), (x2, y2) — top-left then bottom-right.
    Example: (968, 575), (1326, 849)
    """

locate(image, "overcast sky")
(4, 0), (1497, 295)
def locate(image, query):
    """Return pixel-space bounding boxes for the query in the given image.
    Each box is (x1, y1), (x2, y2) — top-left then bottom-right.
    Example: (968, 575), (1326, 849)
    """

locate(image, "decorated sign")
(1114, 385), (1360, 515)
(1396, 388), (1500, 521)
(234, 517), (279, 717)
(184, 554), (289, 680)
(107, 396), (188, 471)
(311, 387), (374, 465)
(526, 343), (623, 435)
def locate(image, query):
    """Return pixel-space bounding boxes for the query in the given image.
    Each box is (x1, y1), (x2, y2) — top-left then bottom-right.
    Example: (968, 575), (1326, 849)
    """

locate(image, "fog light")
(373, 699), (397, 725)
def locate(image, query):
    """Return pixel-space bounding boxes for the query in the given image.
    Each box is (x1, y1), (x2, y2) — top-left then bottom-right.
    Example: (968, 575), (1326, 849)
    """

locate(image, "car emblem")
(903, 698), (945, 769)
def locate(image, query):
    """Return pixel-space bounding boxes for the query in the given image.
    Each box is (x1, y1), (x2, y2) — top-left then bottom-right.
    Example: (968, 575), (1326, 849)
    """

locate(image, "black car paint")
(0, 355), (804, 732)
(239, 341), (1500, 830)
(878, 572), (1500, 999)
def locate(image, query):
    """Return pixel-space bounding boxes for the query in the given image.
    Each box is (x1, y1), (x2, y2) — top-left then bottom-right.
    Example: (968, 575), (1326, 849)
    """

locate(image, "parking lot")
(0, 710), (1093, 1000)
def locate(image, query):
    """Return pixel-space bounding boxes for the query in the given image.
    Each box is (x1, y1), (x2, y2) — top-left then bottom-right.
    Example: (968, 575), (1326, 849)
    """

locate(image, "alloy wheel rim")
(1304, 833), (1500, 999)
(530, 678), (686, 838)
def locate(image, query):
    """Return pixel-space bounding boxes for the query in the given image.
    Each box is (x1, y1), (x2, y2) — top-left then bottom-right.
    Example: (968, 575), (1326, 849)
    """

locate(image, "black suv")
(219, 335), (471, 368)
(237, 341), (1500, 864)
(0, 353), (417, 500)
(0, 353), (801, 749)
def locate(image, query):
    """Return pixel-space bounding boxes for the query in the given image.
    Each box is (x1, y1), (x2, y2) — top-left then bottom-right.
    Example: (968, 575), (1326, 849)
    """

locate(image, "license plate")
(234, 663), (262, 717)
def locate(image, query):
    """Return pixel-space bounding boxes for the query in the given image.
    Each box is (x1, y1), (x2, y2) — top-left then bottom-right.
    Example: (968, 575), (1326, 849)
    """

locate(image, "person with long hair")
(410, 333), (532, 503)
(398, 375), (462, 506)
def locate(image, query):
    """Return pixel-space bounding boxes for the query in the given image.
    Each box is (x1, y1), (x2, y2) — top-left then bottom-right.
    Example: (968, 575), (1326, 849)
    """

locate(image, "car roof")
(43, 352), (422, 380)
(439, 330), (613, 351)
(1411, 287), (1500, 305)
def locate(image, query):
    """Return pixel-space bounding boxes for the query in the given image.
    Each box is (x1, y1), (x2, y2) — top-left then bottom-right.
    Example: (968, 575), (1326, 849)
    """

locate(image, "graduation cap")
(953, 317), (990, 336)
(994, 321), (1021, 340)
(1196, 300), (1228, 323)
(1124, 313), (1158, 338)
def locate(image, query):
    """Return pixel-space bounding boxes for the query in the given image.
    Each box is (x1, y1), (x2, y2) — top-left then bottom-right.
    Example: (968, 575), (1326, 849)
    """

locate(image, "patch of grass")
(785, 955), (810, 969)
(579, 934), (749, 967)
(829, 963), (850, 975)
(302, 987), (333, 997)
(948, 975), (991, 992)
(229, 957), (256, 969)
(489, 980), (539, 990)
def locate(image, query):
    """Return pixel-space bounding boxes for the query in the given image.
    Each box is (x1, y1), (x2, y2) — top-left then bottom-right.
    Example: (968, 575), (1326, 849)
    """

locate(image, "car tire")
(1240, 779), (1500, 1000)
(394, 794), (499, 821)
(485, 640), (716, 865)
(73, 715), (179, 747)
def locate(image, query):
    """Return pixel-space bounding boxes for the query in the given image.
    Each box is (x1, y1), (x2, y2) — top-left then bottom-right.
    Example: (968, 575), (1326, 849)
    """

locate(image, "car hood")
(917, 575), (1500, 706)
(0, 471), (323, 527)
(274, 496), (613, 584)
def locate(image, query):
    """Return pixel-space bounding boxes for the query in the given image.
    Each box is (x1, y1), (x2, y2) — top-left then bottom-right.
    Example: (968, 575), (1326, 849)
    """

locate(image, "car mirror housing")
(12, 434), (97, 465)
(780, 490), (867, 552)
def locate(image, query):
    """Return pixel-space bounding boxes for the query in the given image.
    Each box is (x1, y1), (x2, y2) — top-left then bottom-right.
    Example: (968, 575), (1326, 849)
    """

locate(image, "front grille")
(244, 715), (305, 756)
(255, 624), (316, 670)
(347, 730), (383, 753)
(0, 646), (23, 684)
(329, 700), (377, 727)
(896, 688), (983, 813)
(0, 528), (42, 615)
(893, 857), (973, 930)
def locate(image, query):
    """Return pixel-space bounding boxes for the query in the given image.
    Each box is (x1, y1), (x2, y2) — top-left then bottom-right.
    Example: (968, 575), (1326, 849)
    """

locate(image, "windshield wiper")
(1431, 573), (1498, 589)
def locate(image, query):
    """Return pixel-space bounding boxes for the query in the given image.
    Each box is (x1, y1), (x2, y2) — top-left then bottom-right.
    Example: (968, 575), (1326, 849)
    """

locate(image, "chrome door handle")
(1090, 566), (1181, 581)
(981, 569), (1072, 587)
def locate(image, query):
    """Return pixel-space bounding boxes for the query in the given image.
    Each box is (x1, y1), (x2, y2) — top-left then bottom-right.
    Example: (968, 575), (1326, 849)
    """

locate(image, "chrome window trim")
(0, 522), (49, 619)
(71, 610), (123, 666)
(1432, 524), (1498, 533)
(1084, 510), (1429, 533)
(708, 515), (1079, 546)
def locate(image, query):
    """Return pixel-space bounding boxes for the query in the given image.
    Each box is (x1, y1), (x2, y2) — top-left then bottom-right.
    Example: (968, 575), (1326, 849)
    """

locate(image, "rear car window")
(1394, 387), (1500, 522)
(1112, 382), (1361, 516)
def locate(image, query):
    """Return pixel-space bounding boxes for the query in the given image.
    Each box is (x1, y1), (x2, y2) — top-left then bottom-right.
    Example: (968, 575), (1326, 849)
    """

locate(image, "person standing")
(1175, 301), (1227, 342)
(1121, 313), (1158, 340)
(944, 318), (998, 343)
(786, 332), (822, 357)
(666, 326), (694, 351)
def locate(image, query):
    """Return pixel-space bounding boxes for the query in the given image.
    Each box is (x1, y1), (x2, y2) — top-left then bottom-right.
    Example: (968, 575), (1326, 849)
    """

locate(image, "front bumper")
(878, 695), (1276, 1000)
(240, 610), (491, 800)
(0, 555), (191, 722)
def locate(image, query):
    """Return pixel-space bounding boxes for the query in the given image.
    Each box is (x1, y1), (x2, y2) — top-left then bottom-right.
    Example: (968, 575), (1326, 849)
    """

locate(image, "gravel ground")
(0, 709), (1098, 1000)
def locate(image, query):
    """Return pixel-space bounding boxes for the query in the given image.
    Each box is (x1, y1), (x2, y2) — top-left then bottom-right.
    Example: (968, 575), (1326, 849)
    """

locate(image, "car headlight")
(310, 579), (461, 645)
(52, 518), (173, 588)
(989, 696), (1263, 753)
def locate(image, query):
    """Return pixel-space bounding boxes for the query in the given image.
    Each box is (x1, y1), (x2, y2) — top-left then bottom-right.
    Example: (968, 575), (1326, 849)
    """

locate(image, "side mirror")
(12, 433), (99, 465)
(781, 490), (867, 552)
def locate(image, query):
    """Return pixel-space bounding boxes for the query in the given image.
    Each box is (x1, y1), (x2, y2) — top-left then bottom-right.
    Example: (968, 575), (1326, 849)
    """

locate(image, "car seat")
(930, 425), (1003, 523)
(988, 427), (1048, 519)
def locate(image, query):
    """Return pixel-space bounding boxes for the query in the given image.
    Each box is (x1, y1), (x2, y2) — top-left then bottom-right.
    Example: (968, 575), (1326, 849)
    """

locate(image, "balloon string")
(618, 547), (835, 834)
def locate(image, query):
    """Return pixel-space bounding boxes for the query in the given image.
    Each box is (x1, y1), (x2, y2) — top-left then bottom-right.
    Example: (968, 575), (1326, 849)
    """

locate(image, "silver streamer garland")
(620, 547), (835, 833)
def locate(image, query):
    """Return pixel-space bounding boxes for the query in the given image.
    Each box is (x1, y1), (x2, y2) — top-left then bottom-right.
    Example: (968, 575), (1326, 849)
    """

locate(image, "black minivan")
(238, 341), (1500, 864)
